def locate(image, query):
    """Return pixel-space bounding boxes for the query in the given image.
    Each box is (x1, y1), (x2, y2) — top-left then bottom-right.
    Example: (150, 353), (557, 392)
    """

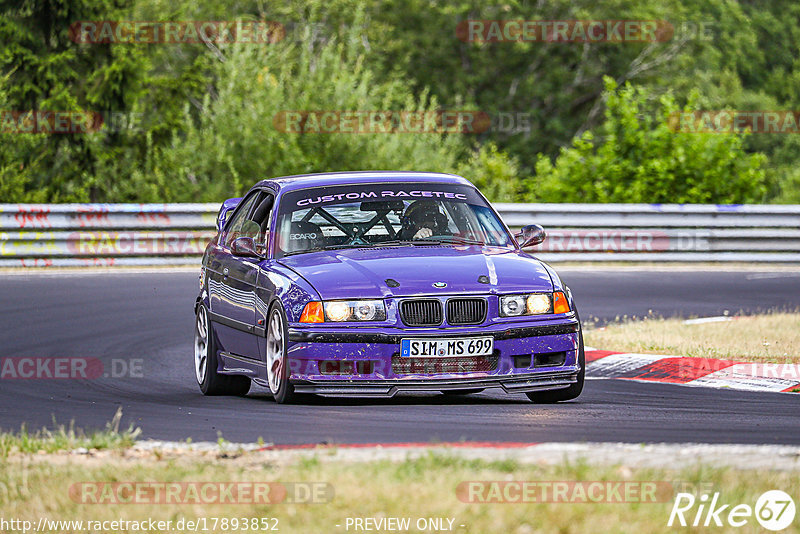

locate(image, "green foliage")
(133, 18), (479, 201)
(529, 78), (767, 203)
(0, 0), (798, 204)
(457, 143), (522, 203)
(0, 0), (149, 201)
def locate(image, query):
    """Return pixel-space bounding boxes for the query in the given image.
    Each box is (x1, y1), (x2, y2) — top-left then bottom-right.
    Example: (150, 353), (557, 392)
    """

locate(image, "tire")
(194, 304), (251, 396)
(442, 389), (485, 395)
(265, 302), (299, 404)
(526, 318), (585, 404)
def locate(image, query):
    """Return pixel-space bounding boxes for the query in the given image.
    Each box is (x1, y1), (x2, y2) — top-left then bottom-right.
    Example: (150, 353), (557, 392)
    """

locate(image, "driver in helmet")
(400, 200), (449, 240)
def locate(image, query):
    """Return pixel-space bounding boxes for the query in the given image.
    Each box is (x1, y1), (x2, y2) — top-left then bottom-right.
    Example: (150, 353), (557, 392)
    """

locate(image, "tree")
(0, 0), (153, 201)
(132, 16), (519, 201)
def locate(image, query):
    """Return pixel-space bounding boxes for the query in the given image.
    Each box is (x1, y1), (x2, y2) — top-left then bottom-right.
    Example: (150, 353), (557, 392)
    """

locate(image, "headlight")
(321, 300), (386, 322)
(526, 293), (551, 314)
(353, 301), (380, 321)
(500, 295), (526, 316)
(325, 301), (351, 322)
(499, 292), (568, 317)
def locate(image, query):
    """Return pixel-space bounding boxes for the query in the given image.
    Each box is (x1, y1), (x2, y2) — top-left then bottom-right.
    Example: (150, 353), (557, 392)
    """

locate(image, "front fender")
(258, 262), (321, 325)
(195, 264), (210, 314)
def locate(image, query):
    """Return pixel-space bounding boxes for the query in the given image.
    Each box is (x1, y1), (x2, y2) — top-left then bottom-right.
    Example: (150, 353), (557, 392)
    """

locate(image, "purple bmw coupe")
(194, 171), (584, 403)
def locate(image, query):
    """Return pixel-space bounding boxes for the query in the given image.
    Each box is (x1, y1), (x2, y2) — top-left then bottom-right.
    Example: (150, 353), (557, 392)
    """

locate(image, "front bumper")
(292, 370), (578, 397)
(284, 317), (581, 396)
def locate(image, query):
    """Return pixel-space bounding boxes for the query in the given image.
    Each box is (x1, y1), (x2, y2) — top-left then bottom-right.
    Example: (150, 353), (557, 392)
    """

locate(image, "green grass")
(0, 408), (140, 458)
(2, 448), (799, 533)
(1, 416), (799, 532)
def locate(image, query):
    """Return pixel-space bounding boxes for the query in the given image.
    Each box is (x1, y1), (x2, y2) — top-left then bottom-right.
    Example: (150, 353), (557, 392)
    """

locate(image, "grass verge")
(1, 416), (799, 533)
(2, 448), (799, 533)
(0, 408), (140, 458)
(585, 312), (800, 364)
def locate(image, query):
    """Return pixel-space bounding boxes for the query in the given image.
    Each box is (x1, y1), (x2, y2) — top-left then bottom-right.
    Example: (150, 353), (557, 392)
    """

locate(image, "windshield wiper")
(362, 238), (488, 247)
(437, 237), (486, 246)
(282, 244), (365, 257)
(284, 238), (486, 256)
(364, 239), (443, 247)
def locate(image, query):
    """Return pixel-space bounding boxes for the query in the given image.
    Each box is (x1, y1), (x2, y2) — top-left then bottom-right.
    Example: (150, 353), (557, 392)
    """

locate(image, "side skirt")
(219, 351), (265, 377)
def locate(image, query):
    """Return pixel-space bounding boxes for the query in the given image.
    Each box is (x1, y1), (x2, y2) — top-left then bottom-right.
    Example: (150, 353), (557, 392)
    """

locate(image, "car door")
(207, 191), (264, 358)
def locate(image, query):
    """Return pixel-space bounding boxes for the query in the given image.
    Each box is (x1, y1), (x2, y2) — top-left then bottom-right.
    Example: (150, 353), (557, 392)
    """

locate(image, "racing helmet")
(401, 200), (448, 238)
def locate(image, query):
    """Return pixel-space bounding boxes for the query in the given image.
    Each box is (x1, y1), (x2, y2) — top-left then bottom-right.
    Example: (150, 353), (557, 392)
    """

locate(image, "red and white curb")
(585, 349), (800, 393)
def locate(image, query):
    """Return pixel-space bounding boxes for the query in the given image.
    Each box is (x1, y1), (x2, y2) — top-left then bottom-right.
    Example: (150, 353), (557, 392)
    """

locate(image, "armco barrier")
(0, 203), (799, 267)
(0, 204), (218, 267)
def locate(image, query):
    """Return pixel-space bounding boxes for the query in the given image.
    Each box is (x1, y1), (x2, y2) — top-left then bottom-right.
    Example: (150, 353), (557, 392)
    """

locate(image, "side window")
(251, 193), (275, 246)
(223, 194), (259, 248)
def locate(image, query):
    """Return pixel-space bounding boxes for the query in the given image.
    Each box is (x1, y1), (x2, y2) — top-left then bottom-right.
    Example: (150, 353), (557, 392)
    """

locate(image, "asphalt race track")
(1, 268), (799, 445)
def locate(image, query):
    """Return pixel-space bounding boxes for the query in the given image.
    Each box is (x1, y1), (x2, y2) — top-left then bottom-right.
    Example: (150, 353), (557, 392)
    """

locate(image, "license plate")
(400, 337), (493, 358)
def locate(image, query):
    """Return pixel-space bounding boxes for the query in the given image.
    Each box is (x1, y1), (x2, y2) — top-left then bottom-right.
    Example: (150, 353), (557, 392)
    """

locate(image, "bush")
(456, 143), (522, 202)
(529, 77), (767, 204)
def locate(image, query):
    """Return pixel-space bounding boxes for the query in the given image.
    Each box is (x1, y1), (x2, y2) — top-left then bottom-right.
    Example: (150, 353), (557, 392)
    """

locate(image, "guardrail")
(0, 204), (218, 267)
(1, 203), (799, 266)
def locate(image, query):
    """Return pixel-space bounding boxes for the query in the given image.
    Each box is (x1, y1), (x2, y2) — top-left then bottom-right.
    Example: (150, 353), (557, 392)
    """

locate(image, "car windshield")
(275, 182), (514, 257)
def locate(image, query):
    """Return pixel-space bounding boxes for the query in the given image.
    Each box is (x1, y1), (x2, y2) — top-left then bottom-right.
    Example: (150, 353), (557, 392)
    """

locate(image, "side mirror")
(515, 224), (546, 248)
(231, 236), (262, 258)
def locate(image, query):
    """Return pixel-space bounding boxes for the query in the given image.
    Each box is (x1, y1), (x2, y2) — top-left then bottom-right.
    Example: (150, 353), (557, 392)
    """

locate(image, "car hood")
(277, 245), (553, 299)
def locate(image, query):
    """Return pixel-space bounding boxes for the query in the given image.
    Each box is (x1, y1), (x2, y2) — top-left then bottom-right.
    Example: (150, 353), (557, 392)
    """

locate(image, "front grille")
(392, 355), (499, 375)
(400, 299), (443, 326)
(446, 298), (487, 325)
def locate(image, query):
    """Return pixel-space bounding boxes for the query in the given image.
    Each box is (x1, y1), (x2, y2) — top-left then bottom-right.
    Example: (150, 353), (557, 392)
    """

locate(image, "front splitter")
(290, 370), (579, 397)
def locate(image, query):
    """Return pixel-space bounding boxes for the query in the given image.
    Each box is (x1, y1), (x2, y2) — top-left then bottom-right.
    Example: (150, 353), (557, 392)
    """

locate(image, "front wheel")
(194, 304), (250, 396)
(265, 302), (298, 404)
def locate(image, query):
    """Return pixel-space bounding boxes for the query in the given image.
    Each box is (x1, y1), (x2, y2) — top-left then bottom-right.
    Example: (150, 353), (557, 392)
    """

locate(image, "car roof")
(253, 171), (473, 193)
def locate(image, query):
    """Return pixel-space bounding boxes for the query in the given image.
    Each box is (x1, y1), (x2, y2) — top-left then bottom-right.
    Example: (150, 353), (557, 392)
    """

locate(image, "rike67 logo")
(669, 490), (796, 531)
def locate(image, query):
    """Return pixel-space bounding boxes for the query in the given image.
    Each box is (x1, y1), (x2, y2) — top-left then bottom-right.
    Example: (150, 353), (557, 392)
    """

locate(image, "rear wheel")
(195, 304), (250, 396)
(266, 302), (298, 404)
(526, 320), (585, 404)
